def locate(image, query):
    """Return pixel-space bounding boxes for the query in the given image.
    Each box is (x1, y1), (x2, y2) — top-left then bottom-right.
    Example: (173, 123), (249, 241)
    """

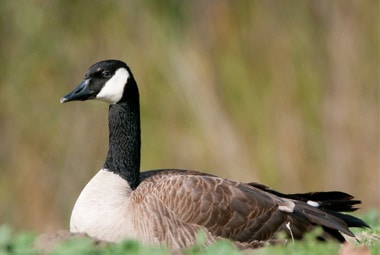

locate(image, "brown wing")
(137, 169), (288, 244)
(133, 169), (367, 247)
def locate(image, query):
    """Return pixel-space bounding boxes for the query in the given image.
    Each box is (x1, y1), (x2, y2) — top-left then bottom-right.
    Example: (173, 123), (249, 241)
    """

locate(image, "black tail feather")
(292, 202), (355, 237)
(287, 192), (361, 212)
(325, 210), (370, 228)
(319, 226), (346, 243)
(248, 182), (361, 212)
(248, 182), (370, 242)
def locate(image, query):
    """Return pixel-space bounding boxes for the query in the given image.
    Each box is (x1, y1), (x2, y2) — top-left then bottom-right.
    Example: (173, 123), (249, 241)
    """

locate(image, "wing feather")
(135, 169), (367, 247)
(138, 169), (284, 243)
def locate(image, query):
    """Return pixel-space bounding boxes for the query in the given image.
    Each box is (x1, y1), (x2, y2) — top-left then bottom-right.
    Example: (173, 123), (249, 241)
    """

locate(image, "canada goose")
(61, 60), (368, 249)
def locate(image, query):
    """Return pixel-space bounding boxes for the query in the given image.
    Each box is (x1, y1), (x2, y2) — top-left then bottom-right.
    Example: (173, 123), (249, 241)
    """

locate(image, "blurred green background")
(0, 0), (378, 233)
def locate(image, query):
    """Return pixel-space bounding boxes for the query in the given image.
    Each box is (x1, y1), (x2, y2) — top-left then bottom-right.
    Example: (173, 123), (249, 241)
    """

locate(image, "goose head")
(61, 60), (132, 104)
(61, 60), (141, 189)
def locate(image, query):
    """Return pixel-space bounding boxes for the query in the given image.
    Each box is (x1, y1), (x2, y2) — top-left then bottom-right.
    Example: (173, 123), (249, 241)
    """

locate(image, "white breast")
(70, 169), (137, 242)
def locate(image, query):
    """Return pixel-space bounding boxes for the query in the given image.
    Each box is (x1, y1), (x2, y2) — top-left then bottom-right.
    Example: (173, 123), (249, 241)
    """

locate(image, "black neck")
(103, 79), (141, 190)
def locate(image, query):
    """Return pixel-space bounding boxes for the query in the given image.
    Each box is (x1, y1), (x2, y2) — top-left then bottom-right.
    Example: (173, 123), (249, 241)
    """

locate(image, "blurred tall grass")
(0, 0), (378, 232)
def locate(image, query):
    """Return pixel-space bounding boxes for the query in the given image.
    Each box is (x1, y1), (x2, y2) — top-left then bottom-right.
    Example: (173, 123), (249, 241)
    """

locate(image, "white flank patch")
(278, 200), (295, 213)
(307, 200), (320, 207)
(96, 67), (130, 104)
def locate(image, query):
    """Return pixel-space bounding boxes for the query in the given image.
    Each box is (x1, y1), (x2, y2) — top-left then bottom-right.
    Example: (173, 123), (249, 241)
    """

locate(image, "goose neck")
(104, 88), (141, 189)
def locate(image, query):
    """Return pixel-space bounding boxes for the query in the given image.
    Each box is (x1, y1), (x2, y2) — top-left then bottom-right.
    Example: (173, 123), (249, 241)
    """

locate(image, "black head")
(61, 60), (133, 104)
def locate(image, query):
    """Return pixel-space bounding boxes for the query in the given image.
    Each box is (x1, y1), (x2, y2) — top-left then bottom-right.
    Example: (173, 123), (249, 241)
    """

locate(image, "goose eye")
(102, 70), (112, 78)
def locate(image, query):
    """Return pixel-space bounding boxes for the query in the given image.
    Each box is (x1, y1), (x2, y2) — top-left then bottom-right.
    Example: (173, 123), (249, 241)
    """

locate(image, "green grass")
(0, 211), (379, 255)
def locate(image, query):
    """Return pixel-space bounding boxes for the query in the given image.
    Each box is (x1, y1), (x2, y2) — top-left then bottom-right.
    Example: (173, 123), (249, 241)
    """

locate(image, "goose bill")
(60, 79), (95, 103)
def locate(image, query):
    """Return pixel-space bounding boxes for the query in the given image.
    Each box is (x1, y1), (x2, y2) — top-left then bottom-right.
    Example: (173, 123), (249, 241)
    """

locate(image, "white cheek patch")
(96, 67), (130, 104)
